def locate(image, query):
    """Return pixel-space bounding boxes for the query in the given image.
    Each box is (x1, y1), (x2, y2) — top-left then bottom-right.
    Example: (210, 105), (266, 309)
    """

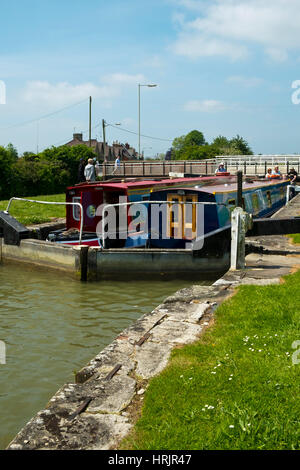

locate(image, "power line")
(0, 97), (89, 131)
(107, 122), (173, 142)
(40, 122), (100, 151)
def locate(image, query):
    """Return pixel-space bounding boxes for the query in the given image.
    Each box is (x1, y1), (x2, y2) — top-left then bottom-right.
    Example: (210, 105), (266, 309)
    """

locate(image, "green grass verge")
(288, 234), (300, 244)
(0, 194), (66, 225)
(122, 270), (300, 450)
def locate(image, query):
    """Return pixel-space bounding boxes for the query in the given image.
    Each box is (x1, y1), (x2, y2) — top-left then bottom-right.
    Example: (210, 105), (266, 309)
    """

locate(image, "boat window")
(266, 191), (272, 208)
(252, 193), (260, 214)
(72, 197), (81, 221)
(226, 198), (236, 213)
(280, 187), (285, 199)
(167, 194), (181, 238)
(167, 194), (197, 239)
(183, 195), (197, 239)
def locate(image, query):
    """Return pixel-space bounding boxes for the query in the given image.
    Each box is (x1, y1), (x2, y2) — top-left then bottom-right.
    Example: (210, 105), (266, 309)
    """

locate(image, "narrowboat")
(47, 175), (291, 254)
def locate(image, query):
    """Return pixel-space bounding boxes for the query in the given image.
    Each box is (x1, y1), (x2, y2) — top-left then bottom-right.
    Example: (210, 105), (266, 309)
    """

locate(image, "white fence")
(103, 156), (300, 178)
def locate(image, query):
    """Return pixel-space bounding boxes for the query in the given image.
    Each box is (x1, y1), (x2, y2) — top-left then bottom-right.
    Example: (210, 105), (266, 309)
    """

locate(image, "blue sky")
(1, 0), (300, 157)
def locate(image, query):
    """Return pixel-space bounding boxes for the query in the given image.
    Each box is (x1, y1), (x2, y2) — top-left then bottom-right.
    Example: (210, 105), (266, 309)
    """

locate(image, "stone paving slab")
(150, 319), (203, 345)
(9, 412), (131, 450)
(75, 339), (136, 383)
(167, 302), (210, 324)
(134, 341), (173, 379)
(88, 376), (136, 414)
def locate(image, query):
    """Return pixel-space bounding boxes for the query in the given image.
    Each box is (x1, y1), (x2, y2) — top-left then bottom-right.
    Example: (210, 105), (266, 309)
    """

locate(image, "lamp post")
(138, 83), (157, 159)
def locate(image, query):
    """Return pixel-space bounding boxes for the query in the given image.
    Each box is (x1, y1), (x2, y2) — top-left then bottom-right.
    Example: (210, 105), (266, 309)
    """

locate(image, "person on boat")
(287, 167), (300, 184)
(215, 163), (226, 174)
(77, 158), (86, 183)
(265, 168), (273, 179)
(272, 166), (282, 179)
(84, 158), (96, 182)
(113, 156), (121, 175)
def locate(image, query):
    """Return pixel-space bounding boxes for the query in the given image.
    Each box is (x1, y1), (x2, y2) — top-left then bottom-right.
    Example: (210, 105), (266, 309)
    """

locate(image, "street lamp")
(138, 83), (157, 159)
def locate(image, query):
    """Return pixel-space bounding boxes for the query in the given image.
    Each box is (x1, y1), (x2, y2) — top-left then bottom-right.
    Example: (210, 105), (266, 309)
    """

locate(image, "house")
(112, 140), (138, 161)
(65, 133), (138, 162)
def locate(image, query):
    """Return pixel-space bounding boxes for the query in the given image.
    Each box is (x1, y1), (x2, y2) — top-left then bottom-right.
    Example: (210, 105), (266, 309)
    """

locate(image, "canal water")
(0, 261), (219, 449)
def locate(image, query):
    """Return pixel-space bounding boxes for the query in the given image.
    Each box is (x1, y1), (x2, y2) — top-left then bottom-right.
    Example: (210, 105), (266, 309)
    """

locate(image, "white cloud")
(22, 73), (147, 106)
(184, 99), (227, 112)
(227, 75), (263, 88)
(102, 73), (146, 85)
(171, 0), (300, 61)
(173, 34), (247, 60)
(22, 81), (117, 106)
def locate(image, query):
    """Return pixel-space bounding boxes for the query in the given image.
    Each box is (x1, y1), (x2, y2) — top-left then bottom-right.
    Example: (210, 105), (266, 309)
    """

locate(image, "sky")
(1, 0), (300, 157)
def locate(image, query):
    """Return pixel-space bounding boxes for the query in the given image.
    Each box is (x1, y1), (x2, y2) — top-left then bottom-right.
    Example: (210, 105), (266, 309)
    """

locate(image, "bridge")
(102, 155), (300, 179)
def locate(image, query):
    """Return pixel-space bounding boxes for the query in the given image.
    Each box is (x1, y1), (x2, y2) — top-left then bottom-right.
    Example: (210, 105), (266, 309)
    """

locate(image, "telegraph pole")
(89, 96), (92, 147)
(102, 119), (106, 180)
(102, 119), (106, 161)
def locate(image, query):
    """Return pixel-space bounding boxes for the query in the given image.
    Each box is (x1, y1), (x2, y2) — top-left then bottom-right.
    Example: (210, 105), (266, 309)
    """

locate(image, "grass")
(121, 270), (300, 450)
(288, 233), (300, 244)
(0, 194), (66, 225)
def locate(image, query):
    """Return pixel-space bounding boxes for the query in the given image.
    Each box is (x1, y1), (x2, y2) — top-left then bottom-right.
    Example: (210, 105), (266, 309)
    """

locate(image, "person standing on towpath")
(84, 158), (96, 182)
(113, 155), (120, 175)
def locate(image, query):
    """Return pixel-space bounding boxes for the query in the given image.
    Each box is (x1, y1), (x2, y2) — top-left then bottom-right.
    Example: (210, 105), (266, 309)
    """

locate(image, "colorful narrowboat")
(47, 175), (291, 253)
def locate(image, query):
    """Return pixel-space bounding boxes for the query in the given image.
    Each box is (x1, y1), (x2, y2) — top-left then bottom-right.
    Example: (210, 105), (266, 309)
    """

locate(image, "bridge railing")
(102, 156), (300, 179)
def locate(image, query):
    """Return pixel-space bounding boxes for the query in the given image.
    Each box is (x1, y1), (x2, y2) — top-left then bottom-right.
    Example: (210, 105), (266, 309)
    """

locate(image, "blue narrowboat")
(48, 175), (291, 252)
(148, 177), (290, 250)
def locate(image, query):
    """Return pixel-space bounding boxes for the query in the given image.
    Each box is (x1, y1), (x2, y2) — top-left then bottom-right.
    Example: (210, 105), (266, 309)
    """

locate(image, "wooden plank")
(67, 397), (93, 421)
(104, 364), (122, 381)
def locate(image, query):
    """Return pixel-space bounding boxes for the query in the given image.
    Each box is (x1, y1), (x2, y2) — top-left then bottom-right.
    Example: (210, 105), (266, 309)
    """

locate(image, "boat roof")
(67, 176), (288, 194)
(185, 178), (287, 194)
(67, 175), (236, 192)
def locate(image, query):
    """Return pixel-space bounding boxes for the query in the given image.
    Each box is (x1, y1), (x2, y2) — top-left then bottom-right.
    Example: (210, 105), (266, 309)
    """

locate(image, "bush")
(0, 144), (96, 199)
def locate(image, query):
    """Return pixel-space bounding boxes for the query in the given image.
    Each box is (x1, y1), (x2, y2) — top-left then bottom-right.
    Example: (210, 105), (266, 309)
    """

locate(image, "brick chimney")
(73, 133), (83, 141)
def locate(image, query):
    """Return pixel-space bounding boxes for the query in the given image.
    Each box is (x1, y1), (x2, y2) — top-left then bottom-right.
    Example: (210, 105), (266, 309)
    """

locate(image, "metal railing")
(5, 197), (84, 245)
(102, 157), (300, 179)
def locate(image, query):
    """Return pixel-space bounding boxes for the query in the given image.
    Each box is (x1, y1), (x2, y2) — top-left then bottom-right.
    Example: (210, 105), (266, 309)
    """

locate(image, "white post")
(286, 185), (293, 205)
(0, 340), (5, 364)
(230, 207), (252, 270)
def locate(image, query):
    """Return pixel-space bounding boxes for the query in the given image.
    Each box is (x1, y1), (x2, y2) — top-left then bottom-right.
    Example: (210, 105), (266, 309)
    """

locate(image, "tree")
(184, 130), (206, 147)
(229, 135), (253, 155)
(0, 143), (97, 199)
(212, 135), (230, 148)
(172, 130), (206, 159)
(6, 143), (18, 160)
(180, 144), (220, 160)
(171, 131), (253, 160)
(39, 144), (96, 185)
(22, 151), (38, 161)
(0, 145), (18, 199)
